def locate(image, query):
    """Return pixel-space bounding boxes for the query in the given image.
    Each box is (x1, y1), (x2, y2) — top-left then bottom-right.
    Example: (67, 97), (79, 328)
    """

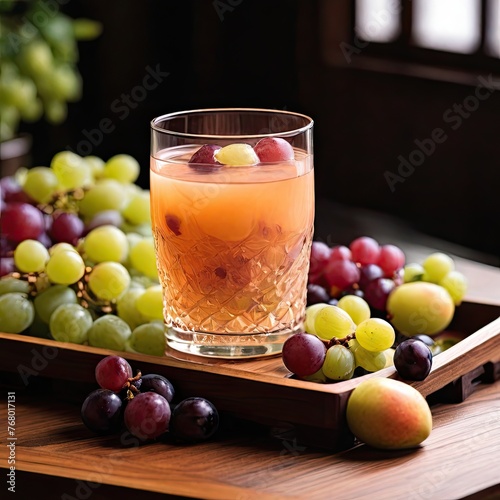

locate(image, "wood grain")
(1, 378), (499, 499)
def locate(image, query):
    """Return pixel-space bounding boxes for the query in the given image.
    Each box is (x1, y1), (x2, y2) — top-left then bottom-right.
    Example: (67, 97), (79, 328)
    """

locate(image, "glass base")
(166, 326), (299, 359)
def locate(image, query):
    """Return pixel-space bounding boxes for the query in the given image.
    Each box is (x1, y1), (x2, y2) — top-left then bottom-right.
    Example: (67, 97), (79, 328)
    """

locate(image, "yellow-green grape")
(34, 285), (78, 323)
(422, 252), (454, 283)
(215, 143), (259, 166)
(0, 277), (30, 295)
(0, 293), (35, 333)
(383, 348), (395, 368)
(22, 166), (59, 203)
(83, 225), (128, 263)
(125, 322), (166, 357)
(403, 263), (424, 283)
(83, 155), (105, 180)
(50, 151), (91, 190)
(45, 100), (67, 124)
(20, 97), (43, 122)
(51, 63), (82, 101)
(322, 344), (355, 380)
(14, 239), (50, 273)
(46, 249), (85, 285)
(49, 303), (93, 344)
(348, 339), (386, 372)
(304, 303), (328, 334)
(87, 262), (131, 301)
(314, 305), (356, 341)
(49, 242), (79, 255)
(355, 318), (395, 352)
(87, 314), (132, 351)
(300, 367), (328, 383)
(103, 154), (140, 184)
(21, 40), (53, 77)
(122, 190), (151, 225)
(129, 238), (158, 280)
(116, 287), (148, 330)
(72, 18), (103, 40)
(337, 295), (371, 325)
(136, 285), (163, 321)
(79, 179), (129, 218)
(440, 271), (467, 305)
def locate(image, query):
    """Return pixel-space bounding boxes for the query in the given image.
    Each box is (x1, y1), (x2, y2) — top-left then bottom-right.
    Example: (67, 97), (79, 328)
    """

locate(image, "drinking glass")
(150, 108), (314, 358)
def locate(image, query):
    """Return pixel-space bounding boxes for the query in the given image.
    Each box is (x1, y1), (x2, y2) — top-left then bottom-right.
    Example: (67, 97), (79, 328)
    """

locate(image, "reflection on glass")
(486, 0), (500, 57)
(413, 0), (480, 53)
(355, 0), (401, 42)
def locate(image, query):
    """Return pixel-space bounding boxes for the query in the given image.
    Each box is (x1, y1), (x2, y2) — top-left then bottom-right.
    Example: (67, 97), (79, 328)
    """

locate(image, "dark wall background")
(20, 0), (500, 262)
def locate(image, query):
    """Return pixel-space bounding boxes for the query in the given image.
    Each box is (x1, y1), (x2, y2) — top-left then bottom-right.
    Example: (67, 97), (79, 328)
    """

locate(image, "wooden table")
(1, 227), (500, 499)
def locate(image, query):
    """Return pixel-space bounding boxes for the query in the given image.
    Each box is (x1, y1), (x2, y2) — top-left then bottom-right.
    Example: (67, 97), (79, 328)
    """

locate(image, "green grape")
(51, 64), (81, 101)
(20, 97), (43, 122)
(103, 154), (140, 184)
(0, 277), (30, 295)
(0, 293), (35, 333)
(128, 238), (158, 280)
(304, 303), (329, 334)
(122, 190), (151, 225)
(50, 150), (91, 190)
(125, 322), (166, 356)
(79, 179), (129, 218)
(87, 314), (132, 351)
(314, 305), (356, 341)
(45, 99), (68, 124)
(116, 287), (147, 330)
(22, 166), (59, 203)
(121, 221), (153, 238)
(49, 242), (79, 255)
(88, 262), (130, 301)
(422, 252), (454, 284)
(322, 345), (355, 380)
(20, 40), (53, 77)
(355, 318), (395, 352)
(348, 339), (386, 372)
(83, 155), (105, 180)
(50, 303), (93, 344)
(403, 263), (425, 283)
(72, 18), (103, 40)
(28, 311), (52, 339)
(46, 249), (86, 285)
(13, 239), (50, 273)
(383, 348), (395, 368)
(337, 295), (371, 325)
(83, 225), (128, 263)
(440, 271), (467, 305)
(135, 285), (163, 321)
(300, 367), (328, 383)
(33, 284), (78, 323)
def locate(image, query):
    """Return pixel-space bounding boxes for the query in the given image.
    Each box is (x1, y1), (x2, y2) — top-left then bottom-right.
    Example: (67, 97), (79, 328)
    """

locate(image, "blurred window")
(486, 0), (500, 57)
(355, 0), (400, 43)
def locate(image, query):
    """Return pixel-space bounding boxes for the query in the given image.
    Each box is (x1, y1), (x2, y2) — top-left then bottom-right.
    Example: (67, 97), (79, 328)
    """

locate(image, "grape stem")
(124, 370), (142, 400)
(322, 333), (356, 349)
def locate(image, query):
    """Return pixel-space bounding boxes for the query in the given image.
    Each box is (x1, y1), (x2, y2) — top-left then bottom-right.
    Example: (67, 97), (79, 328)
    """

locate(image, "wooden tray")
(1, 299), (500, 450)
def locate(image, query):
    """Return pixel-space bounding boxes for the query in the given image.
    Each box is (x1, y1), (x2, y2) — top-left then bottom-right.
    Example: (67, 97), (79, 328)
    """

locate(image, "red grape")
(1, 202), (45, 242)
(188, 144), (222, 166)
(254, 137), (294, 163)
(309, 241), (332, 276)
(324, 258), (360, 291)
(350, 236), (380, 265)
(394, 339), (432, 381)
(95, 355), (133, 393)
(81, 388), (123, 434)
(377, 244), (405, 277)
(50, 212), (85, 245)
(330, 245), (351, 261)
(124, 392), (171, 440)
(282, 332), (326, 377)
(169, 397), (219, 443)
(1, 176), (32, 204)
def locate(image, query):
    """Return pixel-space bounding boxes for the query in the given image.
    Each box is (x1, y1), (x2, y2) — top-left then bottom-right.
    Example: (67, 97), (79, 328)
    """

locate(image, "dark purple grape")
(188, 144), (222, 169)
(140, 374), (175, 403)
(0, 257), (15, 277)
(169, 397), (219, 443)
(124, 392), (171, 440)
(50, 212), (85, 245)
(81, 389), (123, 434)
(364, 277), (396, 311)
(0, 236), (16, 257)
(412, 334), (435, 348)
(306, 283), (330, 306)
(328, 297), (339, 306)
(358, 264), (384, 290)
(95, 355), (133, 393)
(37, 232), (53, 249)
(394, 339), (433, 381)
(282, 332), (326, 377)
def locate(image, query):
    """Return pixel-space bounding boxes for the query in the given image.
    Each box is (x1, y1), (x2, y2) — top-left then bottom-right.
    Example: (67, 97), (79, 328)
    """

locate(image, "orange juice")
(150, 146), (314, 339)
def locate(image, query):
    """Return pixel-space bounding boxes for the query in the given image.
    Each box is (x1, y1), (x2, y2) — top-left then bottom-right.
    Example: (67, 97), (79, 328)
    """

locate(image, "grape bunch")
(81, 355), (219, 443)
(283, 298), (396, 382)
(0, 1), (102, 141)
(307, 236), (405, 313)
(0, 151), (165, 356)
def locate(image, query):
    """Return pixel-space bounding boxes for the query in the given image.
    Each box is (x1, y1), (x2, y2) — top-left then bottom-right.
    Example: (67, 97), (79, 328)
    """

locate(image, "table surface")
(1, 236), (500, 500)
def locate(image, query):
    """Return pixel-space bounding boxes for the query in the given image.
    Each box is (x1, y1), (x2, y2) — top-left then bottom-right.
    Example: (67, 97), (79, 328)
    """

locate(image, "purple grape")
(308, 241), (332, 277)
(81, 389), (123, 434)
(188, 144), (222, 166)
(0, 236), (16, 257)
(0, 257), (15, 277)
(282, 332), (327, 377)
(50, 212), (85, 245)
(358, 263), (384, 290)
(1, 176), (32, 204)
(413, 334), (435, 348)
(95, 355), (133, 393)
(140, 374), (175, 403)
(1, 202), (45, 242)
(306, 283), (330, 306)
(124, 392), (171, 440)
(394, 338), (433, 381)
(364, 277), (396, 311)
(37, 232), (53, 249)
(169, 397), (219, 443)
